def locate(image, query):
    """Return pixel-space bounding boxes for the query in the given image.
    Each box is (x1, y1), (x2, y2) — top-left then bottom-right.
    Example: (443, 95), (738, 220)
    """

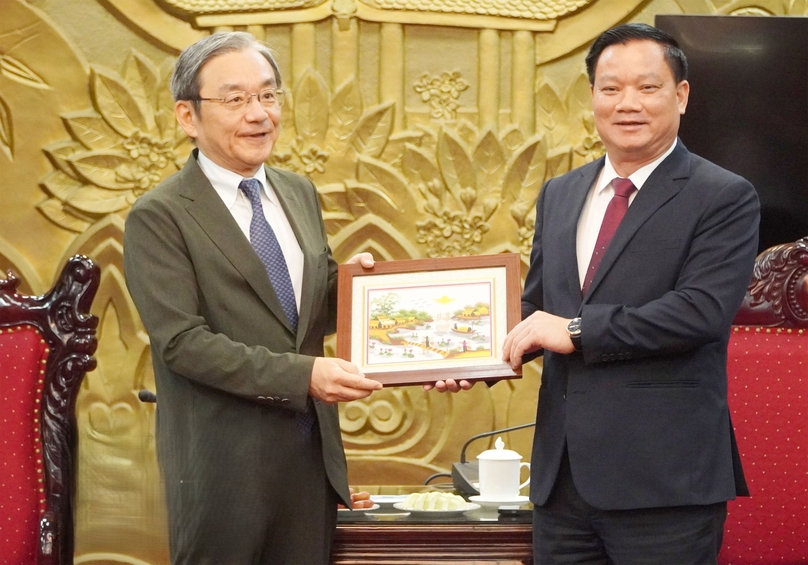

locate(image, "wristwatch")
(567, 317), (582, 352)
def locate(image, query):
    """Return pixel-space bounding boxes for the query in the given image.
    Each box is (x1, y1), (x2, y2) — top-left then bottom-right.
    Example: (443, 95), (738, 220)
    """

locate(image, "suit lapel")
(179, 154), (295, 333)
(562, 159), (604, 302)
(583, 141), (691, 299)
(266, 166), (323, 343)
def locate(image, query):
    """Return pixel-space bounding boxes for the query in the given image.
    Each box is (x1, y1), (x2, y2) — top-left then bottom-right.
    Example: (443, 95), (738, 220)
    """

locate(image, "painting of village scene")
(363, 281), (495, 369)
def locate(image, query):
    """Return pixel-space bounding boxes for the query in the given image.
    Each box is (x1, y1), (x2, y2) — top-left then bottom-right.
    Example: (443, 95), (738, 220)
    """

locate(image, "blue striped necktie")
(238, 178), (298, 331)
(238, 178), (315, 437)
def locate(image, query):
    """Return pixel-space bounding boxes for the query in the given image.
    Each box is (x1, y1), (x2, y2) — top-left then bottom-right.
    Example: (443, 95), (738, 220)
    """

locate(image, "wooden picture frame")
(337, 254), (522, 386)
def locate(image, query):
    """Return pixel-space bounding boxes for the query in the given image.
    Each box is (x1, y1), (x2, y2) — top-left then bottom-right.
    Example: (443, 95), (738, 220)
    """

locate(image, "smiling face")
(591, 39), (689, 177)
(175, 48), (281, 177)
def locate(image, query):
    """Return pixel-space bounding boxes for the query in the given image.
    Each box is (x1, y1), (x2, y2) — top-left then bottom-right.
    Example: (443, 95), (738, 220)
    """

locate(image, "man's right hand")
(502, 311), (574, 370)
(310, 357), (383, 403)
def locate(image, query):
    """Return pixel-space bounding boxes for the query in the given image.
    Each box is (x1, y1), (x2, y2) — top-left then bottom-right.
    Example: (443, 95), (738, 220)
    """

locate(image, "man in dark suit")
(123, 32), (382, 565)
(501, 23), (760, 563)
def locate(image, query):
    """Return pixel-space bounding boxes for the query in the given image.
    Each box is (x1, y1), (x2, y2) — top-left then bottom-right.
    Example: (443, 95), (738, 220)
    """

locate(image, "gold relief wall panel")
(0, 237), (42, 295)
(3, 0), (806, 561)
(37, 51), (192, 234)
(0, 0), (94, 282)
(64, 217), (168, 564)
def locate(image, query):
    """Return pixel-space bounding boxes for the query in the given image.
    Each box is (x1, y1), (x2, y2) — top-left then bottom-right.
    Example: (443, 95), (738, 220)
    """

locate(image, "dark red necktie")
(582, 177), (637, 294)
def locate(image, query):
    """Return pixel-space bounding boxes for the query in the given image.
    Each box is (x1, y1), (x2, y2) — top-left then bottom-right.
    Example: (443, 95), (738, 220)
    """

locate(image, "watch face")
(567, 317), (582, 351)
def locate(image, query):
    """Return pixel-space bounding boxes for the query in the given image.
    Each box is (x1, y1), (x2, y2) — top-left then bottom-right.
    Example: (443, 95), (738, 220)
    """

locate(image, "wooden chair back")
(0, 255), (100, 565)
(720, 237), (808, 564)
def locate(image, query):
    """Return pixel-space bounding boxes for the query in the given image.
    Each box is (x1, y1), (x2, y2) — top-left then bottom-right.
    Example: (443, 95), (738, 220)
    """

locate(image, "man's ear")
(676, 80), (690, 116)
(175, 100), (198, 139)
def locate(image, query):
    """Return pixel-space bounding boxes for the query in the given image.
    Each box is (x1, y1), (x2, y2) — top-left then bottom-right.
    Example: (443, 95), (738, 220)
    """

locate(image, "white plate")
(392, 501), (480, 518)
(338, 503), (380, 512)
(468, 495), (530, 507)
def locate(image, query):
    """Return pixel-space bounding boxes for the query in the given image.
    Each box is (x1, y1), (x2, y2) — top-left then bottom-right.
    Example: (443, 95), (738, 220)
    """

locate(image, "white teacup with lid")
(476, 436), (530, 501)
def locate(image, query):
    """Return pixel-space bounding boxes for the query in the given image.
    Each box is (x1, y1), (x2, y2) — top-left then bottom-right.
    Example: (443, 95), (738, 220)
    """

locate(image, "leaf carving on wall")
(327, 79), (363, 153)
(501, 125), (526, 154)
(43, 140), (84, 176)
(91, 67), (148, 138)
(565, 72), (604, 166)
(65, 184), (132, 214)
(504, 135), (546, 225)
(36, 198), (91, 233)
(38, 170), (93, 233)
(503, 137), (544, 203)
(536, 81), (566, 147)
(473, 129), (506, 213)
(402, 143), (444, 211)
(437, 128), (475, 207)
(0, 54), (49, 89)
(356, 155), (418, 216)
(294, 69), (329, 146)
(67, 151), (136, 190)
(122, 53), (159, 132)
(344, 180), (400, 218)
(0, 94), (12, 160)
(545, 145), (573, 181)
(63, 110), (121, 151)
(350, 101), (394, 158)
(41, 170), (83, 202)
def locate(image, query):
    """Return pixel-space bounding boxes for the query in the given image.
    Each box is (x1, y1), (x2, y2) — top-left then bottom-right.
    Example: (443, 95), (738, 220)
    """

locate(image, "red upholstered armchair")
(0, 256), (100, 565)
(720, 237), (808, 564)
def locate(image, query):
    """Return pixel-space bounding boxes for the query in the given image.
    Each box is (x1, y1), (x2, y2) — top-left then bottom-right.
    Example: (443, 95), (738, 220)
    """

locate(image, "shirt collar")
(196, 150), (273, 209)
(596, 138), (679, 195)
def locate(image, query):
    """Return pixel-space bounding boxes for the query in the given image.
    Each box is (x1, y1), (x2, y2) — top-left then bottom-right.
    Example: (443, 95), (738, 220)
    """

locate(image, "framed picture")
(337, 254), (523, 386)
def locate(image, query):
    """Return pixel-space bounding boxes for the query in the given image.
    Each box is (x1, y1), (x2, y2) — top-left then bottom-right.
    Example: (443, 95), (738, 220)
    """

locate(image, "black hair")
(585, 23), (688, 85)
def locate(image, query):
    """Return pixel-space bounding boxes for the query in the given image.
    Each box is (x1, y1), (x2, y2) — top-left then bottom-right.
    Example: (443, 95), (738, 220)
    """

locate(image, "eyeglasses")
(192, 88), (286, 111)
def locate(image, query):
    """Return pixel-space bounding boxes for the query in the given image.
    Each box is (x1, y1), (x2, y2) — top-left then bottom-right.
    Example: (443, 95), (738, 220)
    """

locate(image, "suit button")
(281, 398), (290, 404)
(601, 354), (608, 361)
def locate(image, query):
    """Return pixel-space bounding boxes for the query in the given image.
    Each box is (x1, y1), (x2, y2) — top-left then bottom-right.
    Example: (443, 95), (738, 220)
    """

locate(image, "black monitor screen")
(656, 15), (808, 253)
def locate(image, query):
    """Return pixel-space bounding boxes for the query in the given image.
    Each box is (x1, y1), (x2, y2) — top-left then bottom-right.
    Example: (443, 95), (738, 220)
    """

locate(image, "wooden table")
(332, 510), (533, 564)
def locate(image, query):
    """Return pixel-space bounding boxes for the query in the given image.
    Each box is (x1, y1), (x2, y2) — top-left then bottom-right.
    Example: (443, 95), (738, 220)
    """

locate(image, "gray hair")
(170, 32), (283, 114)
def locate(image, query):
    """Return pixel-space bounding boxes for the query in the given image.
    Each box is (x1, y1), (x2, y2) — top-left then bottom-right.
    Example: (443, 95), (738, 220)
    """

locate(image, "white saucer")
(469, 495), (530, 507)
(338, 503), (380, 512)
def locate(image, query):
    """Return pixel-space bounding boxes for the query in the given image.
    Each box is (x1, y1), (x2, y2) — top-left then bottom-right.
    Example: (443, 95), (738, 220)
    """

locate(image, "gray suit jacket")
(523, 141), (759, 510)
(123, 151), (349, 532)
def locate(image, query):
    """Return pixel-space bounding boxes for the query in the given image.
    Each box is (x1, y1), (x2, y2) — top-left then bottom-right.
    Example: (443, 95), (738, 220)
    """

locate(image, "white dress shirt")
(576, 139), (678, 288)
(197, 151), (304, 312)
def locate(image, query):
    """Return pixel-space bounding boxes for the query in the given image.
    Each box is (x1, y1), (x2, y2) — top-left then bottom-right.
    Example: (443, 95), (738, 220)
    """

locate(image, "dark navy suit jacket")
(523, 140), (758, 510)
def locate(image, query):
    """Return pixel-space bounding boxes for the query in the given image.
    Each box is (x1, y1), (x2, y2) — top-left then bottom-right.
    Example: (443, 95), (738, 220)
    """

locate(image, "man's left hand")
(338, 487), (374, 509)
(423, 379), (475, 393)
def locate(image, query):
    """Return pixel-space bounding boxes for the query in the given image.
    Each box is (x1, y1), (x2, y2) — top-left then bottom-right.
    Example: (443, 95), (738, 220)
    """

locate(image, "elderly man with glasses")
(123, 32), (382, 565)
